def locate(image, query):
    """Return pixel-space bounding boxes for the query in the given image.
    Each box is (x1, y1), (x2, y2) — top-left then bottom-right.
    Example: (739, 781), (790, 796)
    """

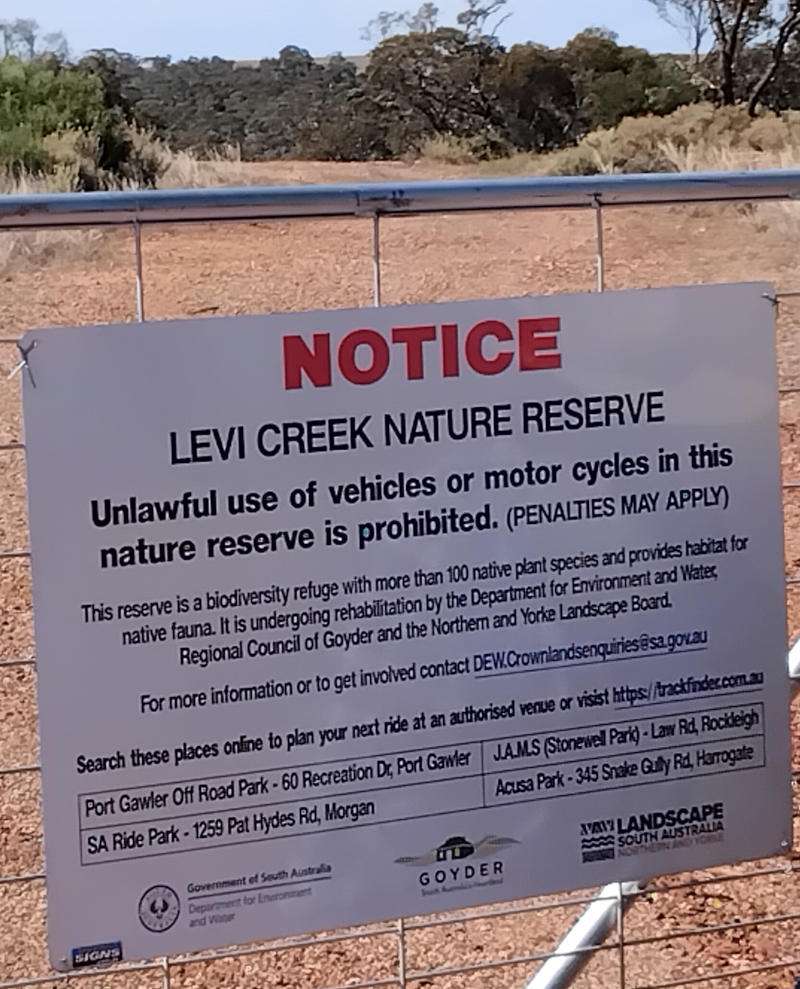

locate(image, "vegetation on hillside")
(3, 1), (800, 190)
(478, 101), (800, 174)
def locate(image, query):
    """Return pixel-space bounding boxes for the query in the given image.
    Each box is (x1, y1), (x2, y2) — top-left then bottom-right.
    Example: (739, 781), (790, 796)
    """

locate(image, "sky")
(16, 0), (687, 60)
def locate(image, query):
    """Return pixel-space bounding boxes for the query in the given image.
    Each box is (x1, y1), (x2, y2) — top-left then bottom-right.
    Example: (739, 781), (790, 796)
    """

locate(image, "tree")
(293, 56), (390, 159)
(0, 55), (128, 184)
(496, 44), (578, 149)
(699, 0), (800, 111)
(0, 18), (68, 59)
(364, 27), (506, 154)
(0, 56), (106, 161)
(703, 0), (770, 104)
(362, 4), (439, 40)
(456, 0), (512, 39)
(362, 1), (510, 40)
(78, 49), (140, 117)
(562, 28), (698, 131)
(646, 0), (709, 64)
(754, 31), (800, 106)
(746, 0), (800, 111)
(645, 1), (800, 111)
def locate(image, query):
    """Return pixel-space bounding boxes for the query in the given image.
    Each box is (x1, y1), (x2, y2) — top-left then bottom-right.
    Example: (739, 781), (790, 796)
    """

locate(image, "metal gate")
(1, 169), (799, 989)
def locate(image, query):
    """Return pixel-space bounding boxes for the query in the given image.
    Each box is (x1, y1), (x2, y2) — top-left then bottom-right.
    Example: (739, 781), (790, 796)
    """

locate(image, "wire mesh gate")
(1, 170), (800, 989)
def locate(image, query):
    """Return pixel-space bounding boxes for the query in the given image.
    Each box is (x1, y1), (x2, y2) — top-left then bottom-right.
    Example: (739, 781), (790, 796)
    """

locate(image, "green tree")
(745, 0), (800, 112)
(77, 49), (140, 117)
(0, 18), (68, 59)
(365, 27), (506, 154)
(0, 55), (106, 173)
(496, 44), (578, 149)
(0, 52), (163, 187)
(563, 28), (698, 131)
(649, 1), (800, 111)
(293, 56), (390, 159)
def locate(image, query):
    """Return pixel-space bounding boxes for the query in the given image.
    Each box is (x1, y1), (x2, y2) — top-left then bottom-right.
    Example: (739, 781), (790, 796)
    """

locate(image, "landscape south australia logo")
(395, 834), (518, 894)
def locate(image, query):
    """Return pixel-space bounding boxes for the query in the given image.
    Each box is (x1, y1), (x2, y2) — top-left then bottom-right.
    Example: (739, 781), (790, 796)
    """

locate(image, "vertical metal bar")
(372, 213), (382, 307)
(789, 638), (800, 686)
(397, 917), (407, 989)
(132, 220), (145, 322)
(593, 196), (605, 293)
(616, 883), (627, 989)
(162, 956), (171, 989)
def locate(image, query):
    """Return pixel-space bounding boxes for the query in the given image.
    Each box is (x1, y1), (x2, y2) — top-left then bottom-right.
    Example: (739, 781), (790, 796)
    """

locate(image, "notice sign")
(23, 283), (790, 969)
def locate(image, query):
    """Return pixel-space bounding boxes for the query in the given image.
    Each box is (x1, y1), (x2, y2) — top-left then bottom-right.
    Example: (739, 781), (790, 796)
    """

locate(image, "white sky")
(16, 0), (687, 59)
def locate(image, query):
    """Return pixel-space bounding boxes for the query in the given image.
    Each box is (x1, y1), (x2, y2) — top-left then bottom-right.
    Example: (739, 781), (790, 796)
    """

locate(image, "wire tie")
(7, 339), (36, 385)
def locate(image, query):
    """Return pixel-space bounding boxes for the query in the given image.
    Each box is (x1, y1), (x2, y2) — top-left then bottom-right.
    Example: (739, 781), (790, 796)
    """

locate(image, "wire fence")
(1, 170), (799, 989)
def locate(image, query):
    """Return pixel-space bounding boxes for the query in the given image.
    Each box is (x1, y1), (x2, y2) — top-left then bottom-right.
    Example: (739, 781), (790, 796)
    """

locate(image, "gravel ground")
(1, 161), (799, 989)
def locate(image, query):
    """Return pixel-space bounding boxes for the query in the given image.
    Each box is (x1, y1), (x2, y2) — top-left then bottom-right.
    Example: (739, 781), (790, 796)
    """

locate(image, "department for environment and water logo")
(138, 885), (181, 933)
(395, 834), (519, 895)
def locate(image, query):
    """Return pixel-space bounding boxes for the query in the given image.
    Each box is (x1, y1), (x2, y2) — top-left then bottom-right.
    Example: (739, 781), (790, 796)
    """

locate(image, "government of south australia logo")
(138, 885), (180, 933)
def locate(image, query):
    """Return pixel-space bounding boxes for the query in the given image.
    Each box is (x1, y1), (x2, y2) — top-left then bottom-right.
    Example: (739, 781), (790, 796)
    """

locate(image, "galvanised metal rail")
(1, 168), (800, 228)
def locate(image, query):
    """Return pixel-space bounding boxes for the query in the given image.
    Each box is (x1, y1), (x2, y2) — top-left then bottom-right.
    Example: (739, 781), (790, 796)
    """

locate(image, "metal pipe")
(524, 641), (800, 989)
(3, 169), (800, 229)
(132, 221), (145, 322)
(0, 658), (35, 669)
(616, 883), (627, 989)
(594, 197), (605, 292)
(522, 882), (642, 989)
(372, 213), (382, 307)
(396, 917), (406, 989)
(789, 637), (800, 684)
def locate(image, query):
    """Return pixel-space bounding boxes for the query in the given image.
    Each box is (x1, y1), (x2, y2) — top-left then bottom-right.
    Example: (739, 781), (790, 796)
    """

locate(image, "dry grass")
(4, 105), (800, 273)
(655, 136), (800, 239)
(417, 135), (489, 165)
(0, 145), (257, 274)
(0, 228), (102, 273)
(0, 171), (104, 273)
(659, 141), (800, 172)
(474, 103), (800, 177)
(159, 144), (254, 188)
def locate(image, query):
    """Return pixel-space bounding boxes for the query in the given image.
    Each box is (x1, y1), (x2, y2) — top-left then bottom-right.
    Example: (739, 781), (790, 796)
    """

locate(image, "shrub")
(419, 133), (509, 163)
(534, 103), (800, 176)
(0, 54), (167, 189)
(159, 144), (252, 187)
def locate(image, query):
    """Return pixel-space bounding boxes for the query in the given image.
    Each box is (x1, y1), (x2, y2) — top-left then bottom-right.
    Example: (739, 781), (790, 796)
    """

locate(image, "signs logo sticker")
(71, 942), (123, 969)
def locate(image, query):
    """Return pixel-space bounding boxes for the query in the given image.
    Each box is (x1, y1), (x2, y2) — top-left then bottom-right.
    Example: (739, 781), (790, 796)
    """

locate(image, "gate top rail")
(3, 168), (800, 229)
